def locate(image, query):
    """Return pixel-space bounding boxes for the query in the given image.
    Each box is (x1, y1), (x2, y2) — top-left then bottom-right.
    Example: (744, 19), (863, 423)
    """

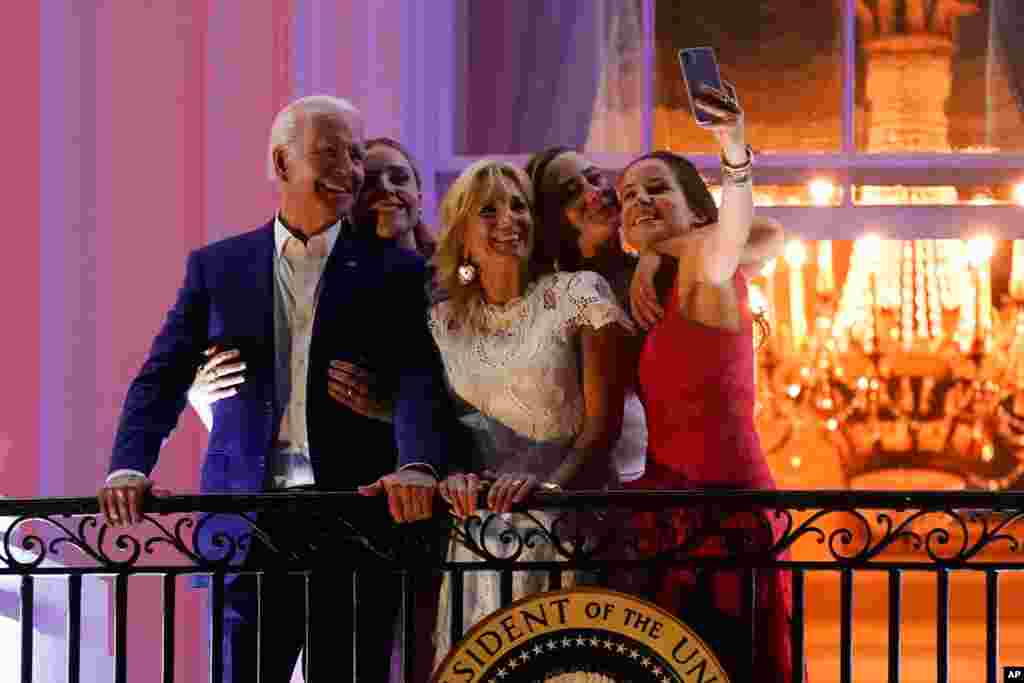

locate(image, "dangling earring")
(457, 261), (477, 285)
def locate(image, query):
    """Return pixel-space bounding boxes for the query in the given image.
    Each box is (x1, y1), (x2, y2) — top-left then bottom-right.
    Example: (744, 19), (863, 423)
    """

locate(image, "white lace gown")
(428, 271), (634, 665)
(583, 254), (649, 484)
(614, 392), (647, 482)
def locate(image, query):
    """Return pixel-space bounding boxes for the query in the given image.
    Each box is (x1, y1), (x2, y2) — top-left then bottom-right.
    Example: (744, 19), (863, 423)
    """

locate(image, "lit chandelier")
(741, 0), (1024, 491)
(751, 236), (1024, 491)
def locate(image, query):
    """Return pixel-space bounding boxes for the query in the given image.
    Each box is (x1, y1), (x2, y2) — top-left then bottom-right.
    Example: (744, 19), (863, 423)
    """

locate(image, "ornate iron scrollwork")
(0, 493), (1021, 574)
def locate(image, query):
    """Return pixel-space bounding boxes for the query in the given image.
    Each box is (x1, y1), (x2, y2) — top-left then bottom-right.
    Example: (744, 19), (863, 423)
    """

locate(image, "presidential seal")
(432, 588), (730, 683)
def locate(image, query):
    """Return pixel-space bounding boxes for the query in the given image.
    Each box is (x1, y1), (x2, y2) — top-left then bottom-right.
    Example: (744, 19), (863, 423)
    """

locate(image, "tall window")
(417, 0), (1024, 239)
(401, 0), (1024, 491)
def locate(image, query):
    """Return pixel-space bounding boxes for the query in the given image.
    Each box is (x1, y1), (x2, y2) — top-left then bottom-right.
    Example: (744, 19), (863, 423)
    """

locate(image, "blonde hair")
(432, 159), (539, 326)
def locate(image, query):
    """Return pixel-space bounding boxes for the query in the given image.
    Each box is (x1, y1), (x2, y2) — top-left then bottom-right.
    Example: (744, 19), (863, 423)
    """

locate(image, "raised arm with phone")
(624, 47), (756, 300)
(613, 48), (794, 683)
(679, 47), (732, 126)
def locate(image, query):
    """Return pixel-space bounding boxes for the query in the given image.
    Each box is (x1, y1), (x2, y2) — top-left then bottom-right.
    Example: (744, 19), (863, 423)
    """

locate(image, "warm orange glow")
(809, 178), (835, 206)
(748, 284), (768, 316)
(784, 240), (807, 267)
(816, 241), (834, 293)
(966, 236), (995, 267)
(858, 234), (883, 264)
(785, 241), (808, 350)
(759, 259), (778, 337)
(966, 237), (995, 349)
(1012, 241), (1024, 301)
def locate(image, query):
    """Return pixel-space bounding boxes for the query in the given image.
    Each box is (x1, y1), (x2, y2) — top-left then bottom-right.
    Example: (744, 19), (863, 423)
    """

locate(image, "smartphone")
(678, 47), (725, 127)
(723, 80), (738, 107)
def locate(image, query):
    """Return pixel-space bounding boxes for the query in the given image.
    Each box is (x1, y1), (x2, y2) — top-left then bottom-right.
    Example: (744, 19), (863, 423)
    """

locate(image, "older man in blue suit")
(98, 95), (456, 682)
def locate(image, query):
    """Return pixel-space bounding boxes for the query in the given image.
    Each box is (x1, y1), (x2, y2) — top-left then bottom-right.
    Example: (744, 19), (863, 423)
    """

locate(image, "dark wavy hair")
(524, 146), (577, 272)
(619, 150), (719, 231)
(621, 150), (770, 344)
(358, 137), (438, 256)
(364, 136), (422, 189)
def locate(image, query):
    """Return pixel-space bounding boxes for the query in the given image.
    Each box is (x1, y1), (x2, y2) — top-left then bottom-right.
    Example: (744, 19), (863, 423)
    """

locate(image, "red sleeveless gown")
(624, 271), (795, 682)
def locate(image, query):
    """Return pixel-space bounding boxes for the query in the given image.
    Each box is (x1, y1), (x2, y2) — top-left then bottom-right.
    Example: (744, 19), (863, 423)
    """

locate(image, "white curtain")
(585, 0), (645, 154)
(987, 0), (1024, 148)
(459, 0), (642, 154)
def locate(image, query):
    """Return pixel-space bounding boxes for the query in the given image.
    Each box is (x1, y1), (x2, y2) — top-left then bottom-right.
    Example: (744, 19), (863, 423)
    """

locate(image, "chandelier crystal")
(753, 237), (1024, 491)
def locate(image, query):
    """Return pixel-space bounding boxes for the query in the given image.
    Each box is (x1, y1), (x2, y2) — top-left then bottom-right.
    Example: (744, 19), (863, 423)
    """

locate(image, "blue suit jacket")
(110, 220), (457, 562)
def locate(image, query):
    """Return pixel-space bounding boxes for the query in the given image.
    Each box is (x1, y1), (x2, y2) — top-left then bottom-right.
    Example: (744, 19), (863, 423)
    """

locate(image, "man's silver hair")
(266, 95), (361, 181)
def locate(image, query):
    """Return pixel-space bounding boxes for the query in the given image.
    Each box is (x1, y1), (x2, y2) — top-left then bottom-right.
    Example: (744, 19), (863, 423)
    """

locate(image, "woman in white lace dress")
(429, 159), (635, 666)
(525, 147), (649, 484)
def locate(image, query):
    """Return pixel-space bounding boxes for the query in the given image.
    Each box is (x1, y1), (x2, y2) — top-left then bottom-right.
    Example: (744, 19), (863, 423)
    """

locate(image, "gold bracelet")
(720, 144), (753, 188)
(720, 144), (754, 170)
(722, 168), (753, 186)
(539, 481), (562, 492)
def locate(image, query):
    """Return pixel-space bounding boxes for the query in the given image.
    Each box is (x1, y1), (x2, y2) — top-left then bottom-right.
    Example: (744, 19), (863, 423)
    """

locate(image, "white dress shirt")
(108, 216), (341, 489)
(269, 216), (342, 488)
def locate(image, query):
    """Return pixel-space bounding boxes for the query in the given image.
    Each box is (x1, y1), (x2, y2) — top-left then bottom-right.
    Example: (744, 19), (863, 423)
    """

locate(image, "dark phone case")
(678, 47), (724, 126)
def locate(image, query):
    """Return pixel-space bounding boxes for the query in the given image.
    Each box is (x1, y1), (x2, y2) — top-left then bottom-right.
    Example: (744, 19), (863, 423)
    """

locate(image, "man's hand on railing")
(97, 475), (172, 528)
(438, 472), (482, 519)
(357, 468), (437, 524)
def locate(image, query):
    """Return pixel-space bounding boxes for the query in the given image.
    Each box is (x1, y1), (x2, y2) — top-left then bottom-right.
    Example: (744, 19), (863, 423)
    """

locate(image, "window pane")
(856, 1), (1024, 152)
(854, 183), (1023, 206)
(455, 0), (644, 155)
(654, 1), (843, 154)
(757, 238), (1024, 491)
(708, 183), (845, 208)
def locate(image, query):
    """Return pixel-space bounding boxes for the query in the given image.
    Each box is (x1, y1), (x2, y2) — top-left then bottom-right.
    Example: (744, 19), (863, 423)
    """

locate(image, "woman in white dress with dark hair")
(428, 159), (635, 667)
(525, 146), (648, 484)
(525, 146), (788, 485)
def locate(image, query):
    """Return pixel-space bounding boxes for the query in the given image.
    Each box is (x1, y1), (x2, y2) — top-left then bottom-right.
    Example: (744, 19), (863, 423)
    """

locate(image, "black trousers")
(217, 510), (402, 683)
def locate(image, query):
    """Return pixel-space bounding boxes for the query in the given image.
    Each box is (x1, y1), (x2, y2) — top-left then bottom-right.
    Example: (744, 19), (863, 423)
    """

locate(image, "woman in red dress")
(616, 84), (793, 682)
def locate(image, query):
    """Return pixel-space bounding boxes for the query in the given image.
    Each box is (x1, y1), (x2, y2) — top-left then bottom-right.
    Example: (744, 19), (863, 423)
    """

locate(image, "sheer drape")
(988, 0), (1024, 147)
(458, 0), (642, 155)
(992, 0), (1024, 108)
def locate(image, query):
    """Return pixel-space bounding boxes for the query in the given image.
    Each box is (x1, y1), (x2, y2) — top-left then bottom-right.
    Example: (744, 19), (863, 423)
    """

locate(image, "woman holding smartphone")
(525, 146), (784, 485)
(615, 80), (793, 683)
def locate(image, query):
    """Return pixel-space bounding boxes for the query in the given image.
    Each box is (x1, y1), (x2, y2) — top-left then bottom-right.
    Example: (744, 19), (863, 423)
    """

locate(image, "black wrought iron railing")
(2, 490), (1024, 683)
